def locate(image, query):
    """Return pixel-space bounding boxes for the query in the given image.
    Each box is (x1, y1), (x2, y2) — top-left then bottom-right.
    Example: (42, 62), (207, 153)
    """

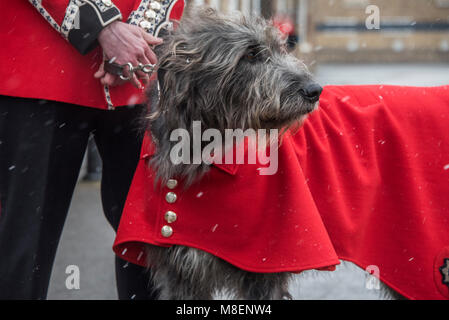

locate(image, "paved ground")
(315, 63), (449, 87)
(47, 63), (449, 300)
(48, 181), (117, 300)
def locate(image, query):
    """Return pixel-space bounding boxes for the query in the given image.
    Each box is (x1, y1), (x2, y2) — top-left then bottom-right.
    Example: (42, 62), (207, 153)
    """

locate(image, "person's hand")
(94, 21), (162, 89)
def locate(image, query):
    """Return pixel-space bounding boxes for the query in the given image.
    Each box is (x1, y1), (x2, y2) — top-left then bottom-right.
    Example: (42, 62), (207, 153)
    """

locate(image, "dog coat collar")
(114, 85), (449, 299)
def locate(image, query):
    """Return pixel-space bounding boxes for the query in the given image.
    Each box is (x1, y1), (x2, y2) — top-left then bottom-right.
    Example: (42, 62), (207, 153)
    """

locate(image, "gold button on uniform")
(139, 20), (151, 30)
(165, 192), (177, 204)
(166, 179), (178, 189)
(165, 211), (177, 223)
(161, 225), (173, 237)
(145, 9), (157, 20)
(150, 2), (162, 11)
(102, 0), (112, 6)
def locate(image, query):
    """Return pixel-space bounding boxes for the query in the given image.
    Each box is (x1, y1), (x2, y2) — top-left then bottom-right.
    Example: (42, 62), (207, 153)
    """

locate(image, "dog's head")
(146, 7), (322, 185)
(151, 7), (321, 132)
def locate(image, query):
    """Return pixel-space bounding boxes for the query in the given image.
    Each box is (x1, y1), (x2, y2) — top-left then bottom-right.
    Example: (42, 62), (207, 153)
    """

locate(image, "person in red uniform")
(0, 0), (184, 299)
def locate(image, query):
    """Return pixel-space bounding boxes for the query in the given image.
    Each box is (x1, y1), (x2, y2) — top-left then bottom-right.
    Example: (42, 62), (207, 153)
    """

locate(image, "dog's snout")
(299, 83), (323, 103)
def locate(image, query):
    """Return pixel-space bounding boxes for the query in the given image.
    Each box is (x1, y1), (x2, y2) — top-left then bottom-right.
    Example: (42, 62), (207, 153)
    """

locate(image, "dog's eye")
(243, 45), (264, 62)
(246, 52), (256, 60)
(244, 49), (260, 62)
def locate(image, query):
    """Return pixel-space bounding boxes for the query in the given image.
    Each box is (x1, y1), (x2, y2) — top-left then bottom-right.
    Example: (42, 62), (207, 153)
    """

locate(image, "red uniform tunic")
(0, 0), (184, 109)
(114, 85), (449, 300)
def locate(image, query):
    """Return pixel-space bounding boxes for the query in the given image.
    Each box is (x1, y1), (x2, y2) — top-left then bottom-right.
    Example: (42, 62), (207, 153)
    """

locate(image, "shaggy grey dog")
(143, 7), (323, 300)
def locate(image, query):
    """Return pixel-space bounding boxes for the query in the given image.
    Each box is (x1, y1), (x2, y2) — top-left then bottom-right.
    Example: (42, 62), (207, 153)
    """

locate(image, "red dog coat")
(114, 85), (449, 300)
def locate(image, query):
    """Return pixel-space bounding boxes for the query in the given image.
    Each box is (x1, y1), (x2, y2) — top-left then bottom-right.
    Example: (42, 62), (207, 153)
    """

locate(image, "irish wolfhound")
(141, 7), (322, 300)
(137, 6), (401, 300)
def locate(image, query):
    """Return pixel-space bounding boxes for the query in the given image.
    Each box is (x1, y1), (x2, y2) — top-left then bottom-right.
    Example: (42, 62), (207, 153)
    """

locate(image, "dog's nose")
(299, 84), (323, 103)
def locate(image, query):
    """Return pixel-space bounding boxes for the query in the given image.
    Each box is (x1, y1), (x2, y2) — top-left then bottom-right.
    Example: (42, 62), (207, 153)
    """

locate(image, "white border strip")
(29, 0), (61, 32)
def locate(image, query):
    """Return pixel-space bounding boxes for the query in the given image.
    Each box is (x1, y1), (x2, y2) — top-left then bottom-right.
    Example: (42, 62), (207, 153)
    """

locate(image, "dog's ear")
(183, 3), (218, 21)
(157, 61), (192, 113)
(179, 5), (223, 36)
(148, 49), (195, 133)
(142, 76), (160, 132)
(155, 37), (198, 118)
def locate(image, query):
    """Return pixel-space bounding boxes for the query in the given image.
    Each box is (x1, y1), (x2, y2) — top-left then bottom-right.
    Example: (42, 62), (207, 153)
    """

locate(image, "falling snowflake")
(137, 251), (143, 261)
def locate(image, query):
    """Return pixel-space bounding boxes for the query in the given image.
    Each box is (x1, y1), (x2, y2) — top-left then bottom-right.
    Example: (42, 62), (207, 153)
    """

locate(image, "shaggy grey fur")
(142, 7), (324, 300)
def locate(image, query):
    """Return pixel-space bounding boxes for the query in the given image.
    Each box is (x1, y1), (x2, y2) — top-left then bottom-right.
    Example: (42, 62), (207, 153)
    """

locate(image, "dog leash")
(103, 0), (179, 82)
(104, 59), (156, 81)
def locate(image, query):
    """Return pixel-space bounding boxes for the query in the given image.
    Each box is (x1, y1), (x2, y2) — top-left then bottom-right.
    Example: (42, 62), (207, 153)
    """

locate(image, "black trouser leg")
(93, 105), (157, 300)
(0, 97), (92, 299)
(0, 97), (156, 300)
